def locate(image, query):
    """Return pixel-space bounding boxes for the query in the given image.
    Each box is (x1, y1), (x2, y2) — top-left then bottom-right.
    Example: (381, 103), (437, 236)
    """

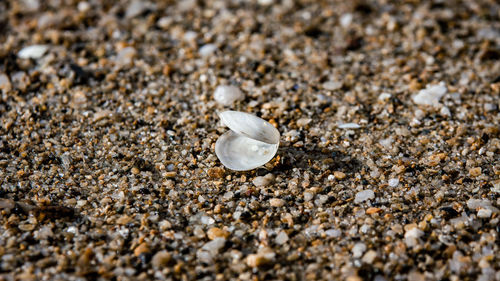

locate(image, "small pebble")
(477, 208), (492, 219)
(18, 45), (49, 59)
(469, 167), (482, 177)
(202, 238), (226, 253)
(199, 44), (217, 57)
(352, 242), (366, 258)
(412, 82), (447, 107)
(151, 251), (172, 269)
(214, 85), (244, 106)
(134, 243), (150, 257)
(388, 178), (399, 187)
(252, 174), (274, 187)
(340, 13), (353, 28)
(0, 74), (11, 91)
(322, 80), (343, 90)
(269, 198), (285, 207)
(338, 123), (361, 129)
(362, 250), (377, 264)
(333, 171), (346, 180)
(378, 92), (391, 101)
(207, 227), (228, 240)
(354, 190), (375, 203)
(275, 231), (289, 245)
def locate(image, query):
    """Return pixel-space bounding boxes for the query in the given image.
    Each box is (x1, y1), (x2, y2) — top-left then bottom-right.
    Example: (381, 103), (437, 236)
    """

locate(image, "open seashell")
(215, 111), (280, 171)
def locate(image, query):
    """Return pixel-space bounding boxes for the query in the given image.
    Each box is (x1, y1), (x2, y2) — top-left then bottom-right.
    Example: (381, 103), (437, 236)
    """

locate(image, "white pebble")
(275, 231), (289, 245)
(115, 47), (136, 66)
(322, 80), (342, 90)
(199, 44), (217, 57)
(340, 13), (353, 27)
(477, 208), (492, 218)
(379, 137), (393, 149)
(440, 106), (451, 117)
(354, 190), (375, 203)
(404, 227), (424, 247)
(304, 192), (314, 202)
(258, 0), (273, 5)
(202, 237), (226, 253)
(214, 85), (244, 106)
(352, 242), (366, 258)
(125, 0), (148, 18)
(484, 103), (497, 112)
(157, 17), (173, 29)
(378, 92), (391, 101)
(77, 1), (90, 12)
(325, 228), (342, 238)
(338, 123), (361, 129)
(296, 118), (312, 127)
(200, 215), (215, 225)
(388, 178), (399, 187)
(18, 45), (49, 59)
(412, 82), (447, 107)
(183, 31), (197, 42)
(467, 199), (499, 214)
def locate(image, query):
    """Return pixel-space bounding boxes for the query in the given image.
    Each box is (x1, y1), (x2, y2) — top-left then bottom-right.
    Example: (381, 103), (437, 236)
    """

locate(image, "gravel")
(1, 0), (499, 280)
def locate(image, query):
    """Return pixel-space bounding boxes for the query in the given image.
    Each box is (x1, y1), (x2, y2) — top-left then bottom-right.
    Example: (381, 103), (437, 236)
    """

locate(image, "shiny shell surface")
(215, 111), (280, 171)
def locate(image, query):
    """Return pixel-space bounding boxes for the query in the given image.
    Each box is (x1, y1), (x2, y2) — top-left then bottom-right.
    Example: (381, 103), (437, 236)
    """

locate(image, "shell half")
(215, 111), (280, 171)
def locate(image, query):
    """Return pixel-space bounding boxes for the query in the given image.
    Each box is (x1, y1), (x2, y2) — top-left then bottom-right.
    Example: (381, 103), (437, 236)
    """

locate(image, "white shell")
(215, 111), (280, 171)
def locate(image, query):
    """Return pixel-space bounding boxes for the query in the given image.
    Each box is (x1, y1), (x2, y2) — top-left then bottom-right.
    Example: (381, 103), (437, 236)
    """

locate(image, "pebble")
(275, 231), (289, 245)
(125, 0), (149, 18)
(412, 82), (447, 106)
(246, 247), (275, 267)
(0, 74), (11, 91)
(0, 199), (15, 212)
(333, 171), (346, 180)
(115, 47), (136, 66)
(200, 215), (215, 225)
(440, 106), (451, 117)
(325, 229), (342, 238)
(151, 251), (172, 269)
(469, 167), (482, 177)
(477, 208), (492, 219)
(388, 178), (399, 187)
(322, 80), (343, 90)
(133, 243), (150, 257)
(199, 44), (218, 57)
(17, 45), (49, 59)
(366, 207), (382, 215)
(207, 167), (225, 179)
(303, 192), (314, 202)
(207, 227), (228, 240)
(338, 123), (361, 129)
(378, 92), (392, 101)
(77, 1), (90, 12)
(252, 174), (274, 187)
(404, 227), (424, 247)
(354, 190), (375, 203)
(362, 250), (377, 264)
(269, 198), (285, 207)
(340, 13), (353, 28)
(296, 118), (312, 127)
(202, 237), (226, 253)
(352, 242), (366, 258)
(467, 199), (499, 214)
(213, 85), (244, 106)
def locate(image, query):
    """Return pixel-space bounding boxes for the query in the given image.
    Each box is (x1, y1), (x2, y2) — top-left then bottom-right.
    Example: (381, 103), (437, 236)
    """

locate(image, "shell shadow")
(274, 145), (363, 173)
